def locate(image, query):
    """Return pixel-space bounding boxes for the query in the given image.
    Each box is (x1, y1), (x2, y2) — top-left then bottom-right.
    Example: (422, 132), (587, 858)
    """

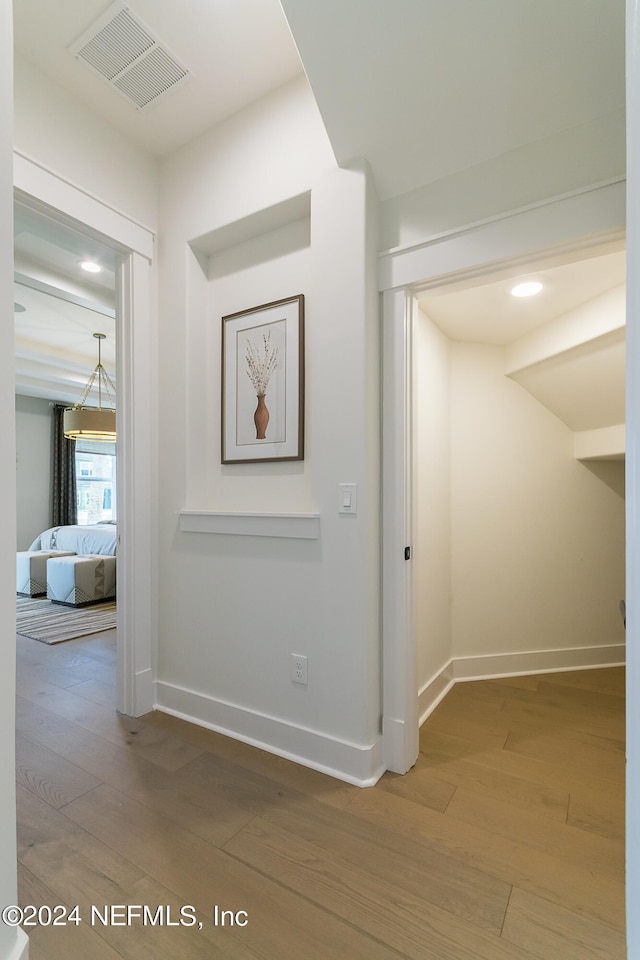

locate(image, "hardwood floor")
(15, 629), (626, 959)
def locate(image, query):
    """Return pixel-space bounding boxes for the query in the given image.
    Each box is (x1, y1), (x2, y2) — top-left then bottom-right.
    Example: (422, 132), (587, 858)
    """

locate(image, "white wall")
(15, 394), (51, 549)
(193, 224), (313, 512)
(414, 314), (625, 696)
(626, 2), (640, 951)
(450, 342), (625, 666)
(379, 110), (625, 252)
(414, 306), (452, 695)
(157, 78), (382, 783)
(14, 53), (158, 230)
(2, 3), (28, 957)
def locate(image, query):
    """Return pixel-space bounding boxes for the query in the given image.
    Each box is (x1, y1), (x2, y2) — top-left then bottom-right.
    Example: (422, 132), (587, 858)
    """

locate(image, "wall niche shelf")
(179, 510), (320, 540)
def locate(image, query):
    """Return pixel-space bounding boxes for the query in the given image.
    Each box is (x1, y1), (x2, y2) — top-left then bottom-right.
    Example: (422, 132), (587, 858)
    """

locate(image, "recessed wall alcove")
(190, 191), (311, 272)
(183, 190), (315, 523)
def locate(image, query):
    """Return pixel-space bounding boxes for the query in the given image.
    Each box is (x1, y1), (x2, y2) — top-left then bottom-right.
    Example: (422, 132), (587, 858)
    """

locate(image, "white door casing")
(381, 287), (418, 774)
(14, 151), (155, 717)
(379, 178), (626, 775)
(625, 0), (640, 950)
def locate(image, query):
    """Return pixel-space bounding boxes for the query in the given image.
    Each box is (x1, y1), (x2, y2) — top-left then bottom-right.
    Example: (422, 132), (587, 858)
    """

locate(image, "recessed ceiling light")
(80, 260), (102, 274)
(511, 280), (543, 298)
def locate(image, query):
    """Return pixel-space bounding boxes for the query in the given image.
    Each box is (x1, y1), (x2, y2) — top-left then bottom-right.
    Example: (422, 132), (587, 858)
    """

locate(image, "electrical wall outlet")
(291, 653), (308, 685)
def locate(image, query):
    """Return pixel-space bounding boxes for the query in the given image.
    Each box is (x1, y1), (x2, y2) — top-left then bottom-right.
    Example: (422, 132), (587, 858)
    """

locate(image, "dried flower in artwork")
(246, 331), (278, 396)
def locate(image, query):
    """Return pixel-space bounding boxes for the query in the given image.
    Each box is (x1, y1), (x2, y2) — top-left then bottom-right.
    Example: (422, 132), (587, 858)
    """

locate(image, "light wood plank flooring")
(15, 628), (626, 959)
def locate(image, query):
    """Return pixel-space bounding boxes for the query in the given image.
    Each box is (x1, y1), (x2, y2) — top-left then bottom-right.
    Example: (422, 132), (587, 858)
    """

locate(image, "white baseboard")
(452, 644), (625, 682)
(419, 644), (625, 725)
(154, 681), (385, 787)
(382, 715), (419, 774)
(6, 928), (29, 960)
(418, 660), (455, 726)
(153, 645), (624, 782)
(134, 668), (154, 717)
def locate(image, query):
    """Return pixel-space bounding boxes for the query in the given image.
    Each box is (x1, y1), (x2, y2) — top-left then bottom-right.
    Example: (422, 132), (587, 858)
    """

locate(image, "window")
(74, 440), (116, 525)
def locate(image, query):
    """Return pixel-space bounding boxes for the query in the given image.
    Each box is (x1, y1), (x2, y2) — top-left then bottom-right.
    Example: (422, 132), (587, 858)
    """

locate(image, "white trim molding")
(626, 1), (640, 953)
(452, 645), (626, 681)
(381, 288), (418, 774)
(155, 681), (384, 787)
(378, 178), (626, 293)
(418, 662), (455, 726)
(116, 249), (156, 717)
(5, 929), (29, 960)
(419, 645), (626, 727)
(380, 177), (627, 780)
(14, 150), (155, 259)
(15, 151), (157, 720)
(179, 510), (320, 539)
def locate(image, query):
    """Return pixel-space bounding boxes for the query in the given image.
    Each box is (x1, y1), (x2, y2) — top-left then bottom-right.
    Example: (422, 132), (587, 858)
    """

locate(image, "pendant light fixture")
(63, 332), (116, 442)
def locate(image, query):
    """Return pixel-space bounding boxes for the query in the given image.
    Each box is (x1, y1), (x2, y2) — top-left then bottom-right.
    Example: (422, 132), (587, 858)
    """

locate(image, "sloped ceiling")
(280, 0), (625, 200)
(13, 0), (627, 436)
(511, 330), (625, 433)
(418, 247), (626, 346)
(279, 0), (627, 454)
(419, 245), (626, 453)
(14, 0), (625, 195)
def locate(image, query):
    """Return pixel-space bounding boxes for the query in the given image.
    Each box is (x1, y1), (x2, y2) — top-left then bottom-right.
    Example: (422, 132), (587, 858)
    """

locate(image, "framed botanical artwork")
(221, 294), (304, 463)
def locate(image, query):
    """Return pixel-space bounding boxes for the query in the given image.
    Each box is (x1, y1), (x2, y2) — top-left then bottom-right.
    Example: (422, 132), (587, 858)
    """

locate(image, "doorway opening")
(15, 196), (121, 700)
(13, 167), (155, 718)
(412, 242), (626, 727)
(380, 182), (626, 775)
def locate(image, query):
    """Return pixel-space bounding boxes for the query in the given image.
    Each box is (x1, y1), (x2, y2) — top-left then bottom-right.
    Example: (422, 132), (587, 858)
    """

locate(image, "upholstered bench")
(16, 550), (76, 597)
(46, 554), (116, 607)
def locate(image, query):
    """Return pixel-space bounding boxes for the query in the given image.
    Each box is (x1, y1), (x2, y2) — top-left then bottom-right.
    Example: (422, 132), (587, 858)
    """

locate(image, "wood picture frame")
(221, 294), (304, 463)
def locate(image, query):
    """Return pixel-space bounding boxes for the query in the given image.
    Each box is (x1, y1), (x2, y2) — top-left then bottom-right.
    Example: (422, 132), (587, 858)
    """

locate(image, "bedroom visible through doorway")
(14, 198), (120, 695)
(75, 440), (116, 524)
(14, 155), (155, 715)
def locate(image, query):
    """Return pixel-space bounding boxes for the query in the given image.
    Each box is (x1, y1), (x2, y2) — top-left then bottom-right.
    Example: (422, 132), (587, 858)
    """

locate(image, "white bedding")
(28, 523), (117, 556)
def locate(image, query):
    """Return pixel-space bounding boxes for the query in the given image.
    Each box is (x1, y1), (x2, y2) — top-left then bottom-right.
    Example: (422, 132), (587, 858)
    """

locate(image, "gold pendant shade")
(63, 333), (116, 442)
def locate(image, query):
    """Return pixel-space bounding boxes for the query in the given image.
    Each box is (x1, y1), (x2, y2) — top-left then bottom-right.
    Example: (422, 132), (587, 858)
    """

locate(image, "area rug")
(16, 596), (117, 644)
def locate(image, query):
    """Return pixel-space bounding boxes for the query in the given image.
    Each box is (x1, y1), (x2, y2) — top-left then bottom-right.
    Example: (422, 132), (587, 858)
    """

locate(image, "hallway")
(15, 628), (625, 960)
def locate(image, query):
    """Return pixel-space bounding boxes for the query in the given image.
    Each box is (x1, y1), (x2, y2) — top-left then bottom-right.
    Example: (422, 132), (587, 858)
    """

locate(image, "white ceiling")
(14, 201), (117, 305)
(13, 0), (305, 157)
(417, 243), (626, 442)
(14, 200), (118, 404)
(13, 0), (625, 197)
(418, 245), (627, 346)
(15, 281), (117, 406)
(280, 0), (625, 200)
(12, 0), (627, 427)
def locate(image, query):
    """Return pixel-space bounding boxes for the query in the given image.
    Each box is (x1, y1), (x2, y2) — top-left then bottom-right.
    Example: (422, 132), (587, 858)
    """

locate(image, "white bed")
(28, 523), (118, 556)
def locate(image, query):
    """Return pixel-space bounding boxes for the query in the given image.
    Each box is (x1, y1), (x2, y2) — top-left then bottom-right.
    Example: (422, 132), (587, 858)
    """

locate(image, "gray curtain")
(52, 404), (77, 526)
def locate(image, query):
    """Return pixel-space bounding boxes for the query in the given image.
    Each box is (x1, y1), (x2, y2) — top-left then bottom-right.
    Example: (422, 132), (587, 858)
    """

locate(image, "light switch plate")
(338, 482), (357, 515)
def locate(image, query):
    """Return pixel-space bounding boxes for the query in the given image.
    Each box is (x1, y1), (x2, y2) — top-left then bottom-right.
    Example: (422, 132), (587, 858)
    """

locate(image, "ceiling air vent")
(68, 1), (193, 111)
